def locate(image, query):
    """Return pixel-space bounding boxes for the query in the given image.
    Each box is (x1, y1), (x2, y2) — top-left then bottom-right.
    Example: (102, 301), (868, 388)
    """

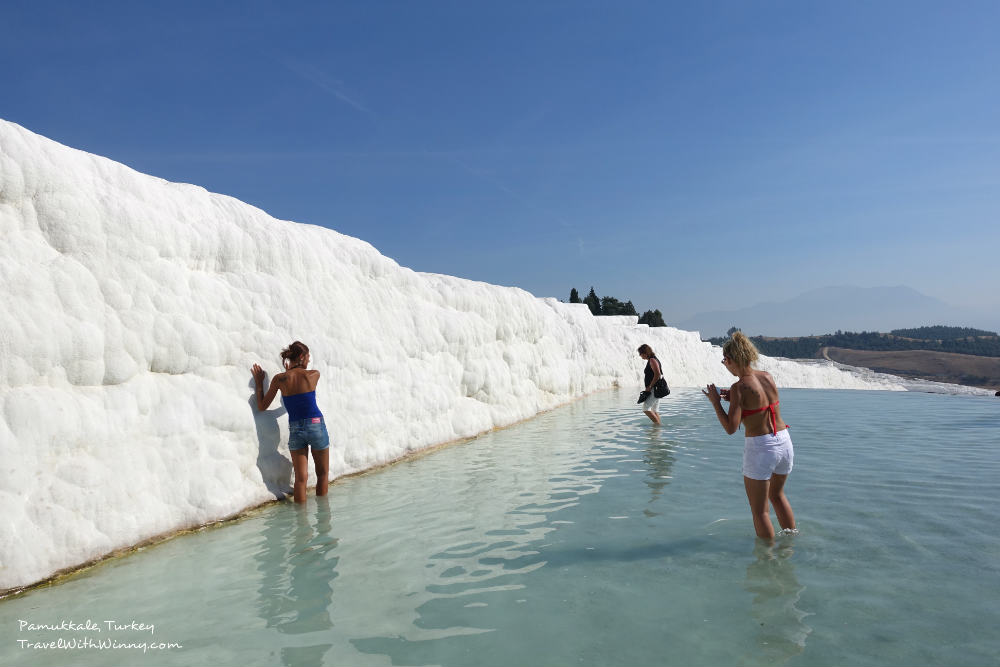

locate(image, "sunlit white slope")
(0, 120), (902, 592)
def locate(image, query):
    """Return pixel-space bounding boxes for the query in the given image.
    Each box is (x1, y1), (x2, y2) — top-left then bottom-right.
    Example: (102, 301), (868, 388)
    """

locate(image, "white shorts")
(642, 393), (660, 412)
(742, 429), (794, 480)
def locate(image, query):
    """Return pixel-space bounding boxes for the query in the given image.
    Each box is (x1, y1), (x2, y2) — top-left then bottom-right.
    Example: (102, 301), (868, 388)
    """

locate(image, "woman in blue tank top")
(252, 341), (330, 504)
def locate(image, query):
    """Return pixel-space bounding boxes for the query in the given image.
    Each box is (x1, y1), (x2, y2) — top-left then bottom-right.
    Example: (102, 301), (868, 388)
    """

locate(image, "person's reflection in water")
(743, 539), (812, 664)
(255, 496), (339, 667)
(642, 429), (676, 517)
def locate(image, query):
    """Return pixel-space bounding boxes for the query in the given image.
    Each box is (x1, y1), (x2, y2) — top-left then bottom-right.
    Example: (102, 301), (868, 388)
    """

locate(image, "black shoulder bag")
(652, 358), (670, 397)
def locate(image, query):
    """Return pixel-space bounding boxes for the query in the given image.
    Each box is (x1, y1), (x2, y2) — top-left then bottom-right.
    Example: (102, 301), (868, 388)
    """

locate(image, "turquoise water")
(2, 388), (998, 666)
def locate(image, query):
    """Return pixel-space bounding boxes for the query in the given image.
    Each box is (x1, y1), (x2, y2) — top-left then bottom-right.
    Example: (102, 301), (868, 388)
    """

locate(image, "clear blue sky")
(4, 1), (999, 323)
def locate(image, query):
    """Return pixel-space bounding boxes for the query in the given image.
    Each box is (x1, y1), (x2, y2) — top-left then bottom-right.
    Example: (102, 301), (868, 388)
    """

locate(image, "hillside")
(705, 326), (1000, 390)
(708, 327), (1000, 357)
(819, 348), (1000, 390)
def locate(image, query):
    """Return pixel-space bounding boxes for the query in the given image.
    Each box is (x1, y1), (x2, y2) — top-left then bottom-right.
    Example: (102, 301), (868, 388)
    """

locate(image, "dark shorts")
(288, 416), (330, 452)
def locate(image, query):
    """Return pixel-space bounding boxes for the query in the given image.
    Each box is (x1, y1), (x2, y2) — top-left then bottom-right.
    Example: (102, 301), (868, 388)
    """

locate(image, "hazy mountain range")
(675, 286), (999, 339)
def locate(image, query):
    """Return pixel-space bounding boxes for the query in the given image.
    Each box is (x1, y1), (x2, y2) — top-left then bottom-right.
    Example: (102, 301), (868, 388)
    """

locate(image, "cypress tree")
(584, 287), (601, 315)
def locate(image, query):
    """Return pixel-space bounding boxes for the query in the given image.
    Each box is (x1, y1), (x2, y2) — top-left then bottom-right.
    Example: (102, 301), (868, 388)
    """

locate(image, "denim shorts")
(288, 416), (330, 452)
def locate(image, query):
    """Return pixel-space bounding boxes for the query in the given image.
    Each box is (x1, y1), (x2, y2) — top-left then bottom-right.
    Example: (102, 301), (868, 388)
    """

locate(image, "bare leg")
(312, 448), (330, 496)
(291, 449), (309, 504)
(643, 410), (662, 425)
(768, 473), (795, 530)
(744, 476), (775, 539)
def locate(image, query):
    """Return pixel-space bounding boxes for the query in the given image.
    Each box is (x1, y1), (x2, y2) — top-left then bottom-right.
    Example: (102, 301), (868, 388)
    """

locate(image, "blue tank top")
(282, 391), (323, 422)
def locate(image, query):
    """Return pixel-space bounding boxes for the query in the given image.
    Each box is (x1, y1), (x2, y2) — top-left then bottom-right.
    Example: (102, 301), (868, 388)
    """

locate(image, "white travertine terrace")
(0, 120), (906, 592)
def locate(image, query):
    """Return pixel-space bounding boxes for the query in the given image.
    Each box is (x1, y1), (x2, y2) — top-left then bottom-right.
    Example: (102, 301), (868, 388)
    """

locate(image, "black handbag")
(653, 377), (670, 398)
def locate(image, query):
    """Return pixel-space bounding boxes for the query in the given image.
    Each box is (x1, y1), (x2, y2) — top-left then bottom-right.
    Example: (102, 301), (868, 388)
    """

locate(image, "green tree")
(601, 296), (626, 315)
(584, 287), (601, 315)
(639, 310), (666, 327)
(569, 288), (581, 303)
(891, 325), (998, 340)
(727, 326), (740, 336)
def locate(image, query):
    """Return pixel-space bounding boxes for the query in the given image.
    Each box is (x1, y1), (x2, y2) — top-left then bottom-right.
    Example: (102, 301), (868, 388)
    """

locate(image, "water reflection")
(255, 497), (339, 667)
(743, 540), (812, 664)
(642, 428), (676, 516)
(349, 405), (630, 663)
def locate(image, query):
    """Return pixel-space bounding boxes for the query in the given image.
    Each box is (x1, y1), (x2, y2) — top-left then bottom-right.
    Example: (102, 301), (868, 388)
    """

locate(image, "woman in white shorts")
(702, 332), (796, 539)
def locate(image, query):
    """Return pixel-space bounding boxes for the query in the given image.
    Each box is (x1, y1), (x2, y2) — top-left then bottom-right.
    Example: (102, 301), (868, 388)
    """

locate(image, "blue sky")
(4, 1), (999, 325)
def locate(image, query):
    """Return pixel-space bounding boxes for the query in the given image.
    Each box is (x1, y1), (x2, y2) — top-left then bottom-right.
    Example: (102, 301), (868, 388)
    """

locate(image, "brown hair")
(637, 344), (654, 357)
(722, 331), (759, 368)
(280, 341), (310, 369)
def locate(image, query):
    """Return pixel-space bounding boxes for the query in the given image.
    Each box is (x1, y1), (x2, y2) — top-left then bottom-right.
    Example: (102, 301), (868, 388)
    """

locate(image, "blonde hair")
(722, 331), (759, 368)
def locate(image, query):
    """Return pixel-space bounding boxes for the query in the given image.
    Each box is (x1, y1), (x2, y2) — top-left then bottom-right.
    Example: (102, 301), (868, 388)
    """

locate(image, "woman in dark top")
(252, 341), (330, 504)
(637, 344), (663, 425)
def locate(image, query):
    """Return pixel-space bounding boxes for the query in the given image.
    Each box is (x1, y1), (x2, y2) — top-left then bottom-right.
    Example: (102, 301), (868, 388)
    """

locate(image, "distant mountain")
(675, 285), (996, 338)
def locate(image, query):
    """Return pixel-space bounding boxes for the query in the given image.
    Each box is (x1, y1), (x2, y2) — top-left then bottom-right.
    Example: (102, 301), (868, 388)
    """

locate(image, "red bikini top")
(742, 400), (780, 435)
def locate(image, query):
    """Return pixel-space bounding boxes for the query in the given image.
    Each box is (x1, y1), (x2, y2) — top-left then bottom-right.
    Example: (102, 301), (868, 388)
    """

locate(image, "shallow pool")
(2, 388), (998, 666)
